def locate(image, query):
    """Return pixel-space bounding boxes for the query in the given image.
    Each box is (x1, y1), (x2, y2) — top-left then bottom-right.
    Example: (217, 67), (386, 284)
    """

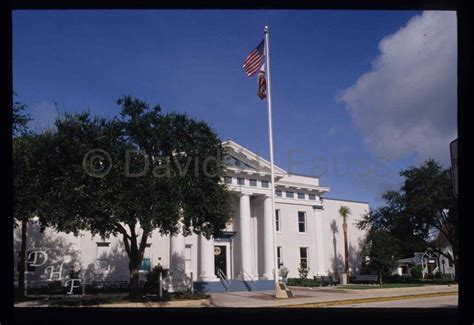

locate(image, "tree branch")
(115, 223), (131, 240)
(122, 233), (131, 258)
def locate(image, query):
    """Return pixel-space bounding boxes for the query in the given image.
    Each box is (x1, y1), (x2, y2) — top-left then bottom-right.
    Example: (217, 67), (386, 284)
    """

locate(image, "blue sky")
(13, 10), (457, 208)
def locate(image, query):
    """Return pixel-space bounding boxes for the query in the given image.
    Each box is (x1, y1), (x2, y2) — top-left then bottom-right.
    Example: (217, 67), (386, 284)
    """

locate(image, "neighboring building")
(393, 249), (455, 279)
(14, 140), (369, 292)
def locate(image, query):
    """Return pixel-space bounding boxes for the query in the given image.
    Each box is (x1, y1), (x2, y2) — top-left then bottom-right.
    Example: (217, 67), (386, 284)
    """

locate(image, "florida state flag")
(257, 64), (267, 100)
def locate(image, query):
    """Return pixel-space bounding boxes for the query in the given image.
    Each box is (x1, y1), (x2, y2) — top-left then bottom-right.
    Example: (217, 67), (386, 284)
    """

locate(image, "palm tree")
(339, 206), (351, 275)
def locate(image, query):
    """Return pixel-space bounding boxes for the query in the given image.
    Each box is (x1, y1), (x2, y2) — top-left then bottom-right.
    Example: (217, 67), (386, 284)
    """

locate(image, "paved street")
(208, 285), (458, 308)
(328, 295), (458, 308)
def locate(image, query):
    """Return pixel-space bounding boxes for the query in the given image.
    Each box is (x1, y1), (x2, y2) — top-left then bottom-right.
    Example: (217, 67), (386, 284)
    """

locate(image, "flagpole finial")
(264, 25), (269, 33)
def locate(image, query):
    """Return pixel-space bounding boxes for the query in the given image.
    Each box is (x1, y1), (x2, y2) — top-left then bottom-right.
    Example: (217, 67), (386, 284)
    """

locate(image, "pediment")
(222, 140), (286, 176)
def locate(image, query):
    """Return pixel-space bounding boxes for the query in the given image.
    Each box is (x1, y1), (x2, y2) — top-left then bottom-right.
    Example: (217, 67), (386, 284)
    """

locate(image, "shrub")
(145, 265), (169, 293)
(286, 278), (320, 287)
(297, 264), (310, 280)
(279, 265), (289, 279)
(410, 265), (423, 279)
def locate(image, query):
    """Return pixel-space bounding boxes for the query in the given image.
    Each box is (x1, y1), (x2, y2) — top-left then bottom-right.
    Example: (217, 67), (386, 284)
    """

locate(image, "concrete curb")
(283, 291), (458, 308)
(289, 284), (458, 295)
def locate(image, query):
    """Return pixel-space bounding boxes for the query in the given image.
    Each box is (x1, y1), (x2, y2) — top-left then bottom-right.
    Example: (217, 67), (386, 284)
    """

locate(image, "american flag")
(243, 39), (265, 77)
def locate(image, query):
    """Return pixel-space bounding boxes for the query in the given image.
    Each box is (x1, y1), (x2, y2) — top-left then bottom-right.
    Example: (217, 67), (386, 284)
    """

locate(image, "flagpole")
(264, 25), (279, 289)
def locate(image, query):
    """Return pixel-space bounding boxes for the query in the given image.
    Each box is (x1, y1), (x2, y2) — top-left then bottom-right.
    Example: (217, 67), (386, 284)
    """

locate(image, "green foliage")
(338, 206), (351, 223)
(286, 278), (320, 287)
(145, 265), (169, 293)
(410, 265), (423, 279)
(297, 264), (310, 279)
(14, 96), (233, 297)
(13, 131), (57, 224)
(357, 159), (458, 280)
(12, 93), (31, 137)
(361, 228), (402, 279)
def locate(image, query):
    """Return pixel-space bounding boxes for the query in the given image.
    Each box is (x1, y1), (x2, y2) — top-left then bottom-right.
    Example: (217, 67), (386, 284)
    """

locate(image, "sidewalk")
(15, 297), (210, 308)
(15, 284), (458, 308)
(208, 285), (458, 308)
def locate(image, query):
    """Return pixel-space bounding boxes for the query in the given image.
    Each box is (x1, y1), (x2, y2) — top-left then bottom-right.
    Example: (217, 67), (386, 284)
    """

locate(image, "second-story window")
(297, 192), (305, 199)
(275, 209), (281, 232)
(261, 180), (269, 188)
(224, 176), (232, 184)
(298, 211), (306, 233)
(237, 177), (245, 185)
(249, 179), (257, 186)
(286, 191), (294, 198)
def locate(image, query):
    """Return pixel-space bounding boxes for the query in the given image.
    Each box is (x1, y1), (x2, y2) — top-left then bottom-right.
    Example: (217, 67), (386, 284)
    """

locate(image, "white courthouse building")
(14, 141), (369, 292)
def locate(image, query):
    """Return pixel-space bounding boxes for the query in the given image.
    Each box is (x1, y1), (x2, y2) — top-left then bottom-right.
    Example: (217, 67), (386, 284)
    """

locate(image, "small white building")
(14, 140), (369, 292)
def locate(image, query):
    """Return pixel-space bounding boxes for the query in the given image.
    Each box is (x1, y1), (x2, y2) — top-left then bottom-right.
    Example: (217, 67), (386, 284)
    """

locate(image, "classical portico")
(167, 140), (330, 286)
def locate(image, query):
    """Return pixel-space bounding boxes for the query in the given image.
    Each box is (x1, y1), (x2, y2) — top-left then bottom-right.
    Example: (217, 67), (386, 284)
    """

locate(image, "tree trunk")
(379, 270), (383, 287)
(343, 222), (349, 275)
(121, 224), (149, 299)
(129, 262), (141, 299)
(17, 218), (27, 298)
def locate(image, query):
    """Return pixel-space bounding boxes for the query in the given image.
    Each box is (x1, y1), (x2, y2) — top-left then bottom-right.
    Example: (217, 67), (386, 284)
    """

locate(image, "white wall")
(14, 196), (369, 284)
(274, 201), (319, 279)
(320, 198), (369, 276)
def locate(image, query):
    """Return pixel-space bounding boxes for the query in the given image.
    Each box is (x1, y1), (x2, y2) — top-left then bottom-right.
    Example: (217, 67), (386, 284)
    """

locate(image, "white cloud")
(338, 11), (457, 166)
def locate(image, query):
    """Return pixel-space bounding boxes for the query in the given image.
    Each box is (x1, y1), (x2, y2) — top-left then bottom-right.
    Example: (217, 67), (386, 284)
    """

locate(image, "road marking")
(283, 291), (458, 308)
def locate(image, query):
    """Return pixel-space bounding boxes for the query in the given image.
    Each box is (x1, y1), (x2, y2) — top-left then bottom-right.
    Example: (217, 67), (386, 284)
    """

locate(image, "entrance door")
(214, 245), (227, 278)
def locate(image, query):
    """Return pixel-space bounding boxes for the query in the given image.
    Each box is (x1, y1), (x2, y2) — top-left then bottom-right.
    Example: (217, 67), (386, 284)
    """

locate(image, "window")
(308, 194), (316, 200)
(275, 190), (282, 197)
(249, 179), (257, 186)
(140, 243), (152, 271)
(400, 265), (408, 274)
(275, 209), (281, 232)
(224, 176), (232, 184)
(299, 247), (309, 269)
(185, 244), (192, 273)
(96, 242), (110, 271)
(261, 180), (269, 188)
(298, 211), (306, 233)
(237, 177), (245, 185)
(277, 247), (283, 268)
(286, 191), (294, 198)
(297, 192), (305, 199)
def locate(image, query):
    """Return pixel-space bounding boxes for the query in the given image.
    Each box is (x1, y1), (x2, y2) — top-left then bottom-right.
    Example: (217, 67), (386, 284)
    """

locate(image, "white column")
(261, 196), (275, 279)
(239, 193), (252, 278)
(199, 234), (218, 281)
(169, 230), (186, 273)
(314, 207), (326, 275)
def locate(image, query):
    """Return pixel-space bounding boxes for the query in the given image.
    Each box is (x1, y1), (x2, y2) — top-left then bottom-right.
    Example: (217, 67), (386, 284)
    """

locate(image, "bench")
(351, 274), (379, 284)
(315, 275), (340, 286)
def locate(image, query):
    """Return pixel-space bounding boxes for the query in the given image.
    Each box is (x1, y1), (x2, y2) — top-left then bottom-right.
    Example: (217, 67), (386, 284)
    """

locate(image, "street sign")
(450, 139), (458, 197)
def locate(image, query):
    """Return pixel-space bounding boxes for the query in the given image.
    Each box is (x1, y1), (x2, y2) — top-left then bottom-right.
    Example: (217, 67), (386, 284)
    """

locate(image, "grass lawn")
(26, 292), (210, 307)
(339, 283), (428, 290)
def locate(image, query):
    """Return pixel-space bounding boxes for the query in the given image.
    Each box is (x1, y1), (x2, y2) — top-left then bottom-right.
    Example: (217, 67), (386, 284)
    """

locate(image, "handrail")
(216, 268), (230, 285)
(241, 270), (255, 285)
